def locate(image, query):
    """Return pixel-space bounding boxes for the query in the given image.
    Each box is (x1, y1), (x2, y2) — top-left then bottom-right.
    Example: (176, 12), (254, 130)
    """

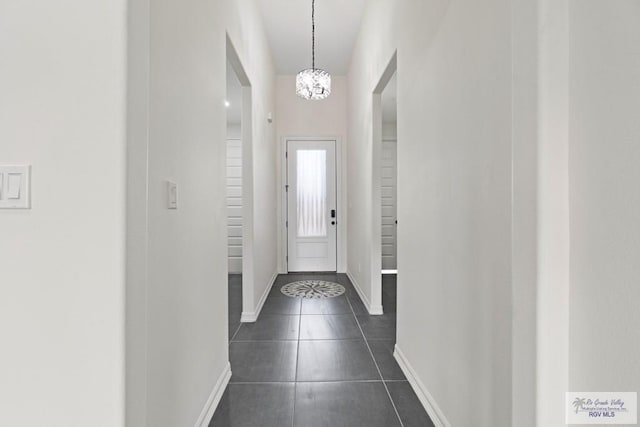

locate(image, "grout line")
(229, 322), (243, 342)
(229, 379), (390, 385)
(345, 290), (405, 427)
(231, 338), (367, 343)
(291, 289), (303, 427)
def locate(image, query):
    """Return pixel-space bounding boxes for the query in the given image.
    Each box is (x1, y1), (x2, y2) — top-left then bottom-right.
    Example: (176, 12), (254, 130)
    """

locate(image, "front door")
(287, 140), (337, 272)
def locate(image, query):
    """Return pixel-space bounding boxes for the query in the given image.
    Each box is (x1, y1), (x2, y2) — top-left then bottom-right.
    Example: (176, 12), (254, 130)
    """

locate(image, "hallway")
(212, 274), (433, 427)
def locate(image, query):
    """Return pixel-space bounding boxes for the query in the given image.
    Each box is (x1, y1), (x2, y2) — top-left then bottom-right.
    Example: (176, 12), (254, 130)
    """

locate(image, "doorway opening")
(226, 58), (243, 337)
(226, 35), (256, 332)
(371, 52), (397, 314)
(285, 138), (338, 272)
(380, 71), (398, 313)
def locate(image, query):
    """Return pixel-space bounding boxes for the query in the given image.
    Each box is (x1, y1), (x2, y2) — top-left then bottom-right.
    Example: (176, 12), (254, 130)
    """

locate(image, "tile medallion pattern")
(280, 280), (346, 299)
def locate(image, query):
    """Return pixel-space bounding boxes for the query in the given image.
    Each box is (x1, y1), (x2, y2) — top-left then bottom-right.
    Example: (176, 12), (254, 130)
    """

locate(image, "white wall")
(569, 0), (640, 408)
(0, 0), (127, 426)
(275, 75), (348, 272)
(127, 0), (277, 425)
(511, 0), (539, 424)
(536, 0), (571, 425)
(347, 0), (514, 425)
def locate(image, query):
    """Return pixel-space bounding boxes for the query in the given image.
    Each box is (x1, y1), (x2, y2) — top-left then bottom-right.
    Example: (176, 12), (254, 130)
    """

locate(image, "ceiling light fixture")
(296, 0), (331, 100)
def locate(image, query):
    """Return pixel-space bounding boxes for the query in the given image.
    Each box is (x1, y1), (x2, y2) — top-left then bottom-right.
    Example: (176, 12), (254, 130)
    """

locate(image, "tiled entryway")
(213, 273), (434, 427)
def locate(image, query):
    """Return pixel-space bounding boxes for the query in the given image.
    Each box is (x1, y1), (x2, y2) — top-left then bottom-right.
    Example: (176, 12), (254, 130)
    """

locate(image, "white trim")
(240, 271), (277, 323)
(371, 53), (398, 317)
(194, 362), (232, 427)
(346, 271), (383, 315)
(393, 345), (451, 427)
(279, 136), (346, 273)
(381, 269), (398, 275)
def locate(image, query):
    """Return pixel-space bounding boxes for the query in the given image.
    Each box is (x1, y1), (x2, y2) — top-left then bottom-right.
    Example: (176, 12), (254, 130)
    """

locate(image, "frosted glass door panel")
(297, 150), (327, 237)
(287, 140), (337, 272)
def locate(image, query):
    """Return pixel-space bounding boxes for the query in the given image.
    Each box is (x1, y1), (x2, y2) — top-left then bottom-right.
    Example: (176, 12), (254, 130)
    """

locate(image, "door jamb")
(371, 52), (397, 314)
(226, 34), (256, 323)
(279, 136), (345, 273)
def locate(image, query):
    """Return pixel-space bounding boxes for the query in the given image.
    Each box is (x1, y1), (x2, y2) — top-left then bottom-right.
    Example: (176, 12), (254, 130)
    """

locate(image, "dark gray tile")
(229, 303), (242, 319)
(228, 282), (242, 315)
(347, 294), (368, 315)
(301, 296), (352, 314)
(382, 293), (397, 313)
(299, 314), (361, 340)
(296, 340), (379, 381)
(294, 382), (401, 427)
(356, 314), (396, 340)
(234, 315), (300, 341)
(368, 340), (405, 380)
(228, 274), (243, 287)
(261, 296), (301, 315)
(228, 321), (241, 342)
(386, 382), (435, 427)
(230, 341), (297, 382)
(210, 383), (294, 427)
(381, 274), (396, 287)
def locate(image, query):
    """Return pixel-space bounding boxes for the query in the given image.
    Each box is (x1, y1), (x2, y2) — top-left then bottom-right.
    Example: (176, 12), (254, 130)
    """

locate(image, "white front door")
(287, 140), (337, 272)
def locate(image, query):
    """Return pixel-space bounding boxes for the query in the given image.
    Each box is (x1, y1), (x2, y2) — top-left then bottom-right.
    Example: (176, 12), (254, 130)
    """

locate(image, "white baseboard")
(195, 361), (232, 427)
(240, 272), (277, 323)
(346, 271), (383, 315)
(394, 345), (451, 427)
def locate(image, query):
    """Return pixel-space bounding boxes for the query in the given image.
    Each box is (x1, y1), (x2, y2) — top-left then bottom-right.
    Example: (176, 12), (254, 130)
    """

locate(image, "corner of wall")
(194, 362), (232, 427)
(394, 345), (451, 427)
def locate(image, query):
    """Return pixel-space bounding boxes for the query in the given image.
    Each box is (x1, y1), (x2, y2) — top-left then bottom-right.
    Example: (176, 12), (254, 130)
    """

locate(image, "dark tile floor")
(213, 273), (434, 427)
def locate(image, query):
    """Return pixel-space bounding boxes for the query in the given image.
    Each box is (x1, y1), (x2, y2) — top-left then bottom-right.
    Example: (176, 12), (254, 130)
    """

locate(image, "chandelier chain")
(312, 0), (315, 70)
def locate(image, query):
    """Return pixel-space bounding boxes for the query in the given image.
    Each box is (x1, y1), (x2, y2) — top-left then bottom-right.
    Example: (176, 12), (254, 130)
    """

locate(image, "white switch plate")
(167, 181), (177, 209)
(0, 165), (31, 209)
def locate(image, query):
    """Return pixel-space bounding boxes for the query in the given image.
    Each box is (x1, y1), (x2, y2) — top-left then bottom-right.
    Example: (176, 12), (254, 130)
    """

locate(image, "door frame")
(371, 52), (397, 314)
(279, 136), (346, 273)
(226, 34), (256, 323)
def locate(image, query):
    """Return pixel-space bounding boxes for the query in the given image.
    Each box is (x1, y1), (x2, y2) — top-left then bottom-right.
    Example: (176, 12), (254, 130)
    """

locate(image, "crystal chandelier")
(296, 0), (331, 100)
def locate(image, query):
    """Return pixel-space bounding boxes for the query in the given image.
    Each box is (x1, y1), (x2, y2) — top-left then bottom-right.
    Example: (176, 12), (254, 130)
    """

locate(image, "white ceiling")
(257, 0), (367, 75)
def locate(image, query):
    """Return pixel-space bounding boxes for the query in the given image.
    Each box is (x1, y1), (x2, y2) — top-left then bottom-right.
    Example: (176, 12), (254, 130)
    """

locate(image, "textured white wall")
(569, 0), (640, 411)
(536, 0), (571, 425)
(127, 0), (277, 425)
(347, 0), (515, 425)
(0, 0), (127, 425)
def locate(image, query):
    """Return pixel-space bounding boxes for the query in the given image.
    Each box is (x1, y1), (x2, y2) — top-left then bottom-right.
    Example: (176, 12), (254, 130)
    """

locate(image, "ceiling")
(256, 0), (367, 75)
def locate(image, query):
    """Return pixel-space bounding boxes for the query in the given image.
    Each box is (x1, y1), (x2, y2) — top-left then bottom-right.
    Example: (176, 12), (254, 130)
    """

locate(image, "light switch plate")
(167, 181), (177, 209)
(0, 165), (31, 209)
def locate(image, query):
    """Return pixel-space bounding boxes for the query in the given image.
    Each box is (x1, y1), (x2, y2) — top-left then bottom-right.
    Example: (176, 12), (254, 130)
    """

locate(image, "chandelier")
(296, 0), (331, 100)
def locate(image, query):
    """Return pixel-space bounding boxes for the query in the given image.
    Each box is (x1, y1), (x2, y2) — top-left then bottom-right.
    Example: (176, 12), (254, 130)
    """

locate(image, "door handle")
(331, 209), (336, 218)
